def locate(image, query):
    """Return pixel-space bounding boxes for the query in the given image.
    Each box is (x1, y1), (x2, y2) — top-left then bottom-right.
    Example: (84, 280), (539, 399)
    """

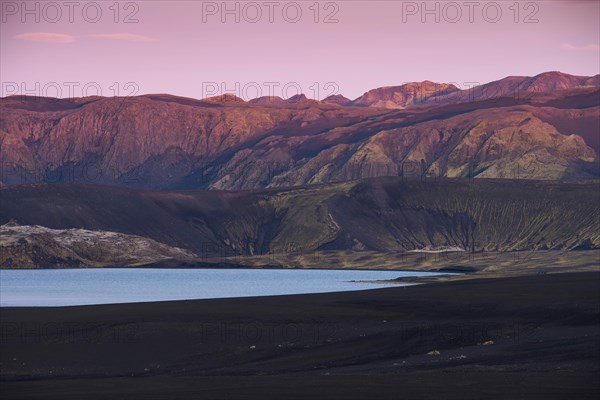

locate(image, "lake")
(0, 268), (448, 307)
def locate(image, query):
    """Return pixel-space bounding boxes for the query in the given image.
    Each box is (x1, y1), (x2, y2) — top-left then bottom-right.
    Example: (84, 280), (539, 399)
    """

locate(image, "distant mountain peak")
(248, 94), (320, 106)
(518, 71), (595, 93)
(284, 94), (322, 106)
(286, 94), (308, 102)
(323, 94), (352, 105)
(350, 81), (459, 109)
(248, 96), (284, 105)
(203, 94), (246, 104)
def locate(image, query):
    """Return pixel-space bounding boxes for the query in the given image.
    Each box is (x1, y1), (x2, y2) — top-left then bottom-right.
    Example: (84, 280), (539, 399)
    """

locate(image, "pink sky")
(1, 0), (599, 100)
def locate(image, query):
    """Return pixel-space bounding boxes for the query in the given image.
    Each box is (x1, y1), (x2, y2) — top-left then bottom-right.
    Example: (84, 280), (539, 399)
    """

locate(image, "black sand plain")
(1, 271), (599, 399)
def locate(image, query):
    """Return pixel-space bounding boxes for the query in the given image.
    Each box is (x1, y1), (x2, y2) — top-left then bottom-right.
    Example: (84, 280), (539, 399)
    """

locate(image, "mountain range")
(1, 71), (599, 190)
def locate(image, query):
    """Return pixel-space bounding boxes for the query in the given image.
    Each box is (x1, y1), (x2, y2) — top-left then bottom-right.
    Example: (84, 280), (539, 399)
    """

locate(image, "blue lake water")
(0, 268), (448, 307)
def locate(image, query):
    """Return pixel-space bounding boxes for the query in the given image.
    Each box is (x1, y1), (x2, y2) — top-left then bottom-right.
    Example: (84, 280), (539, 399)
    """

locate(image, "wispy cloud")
(89, 33), (155, 42)
(545, 0), (600, 6)
(548, 0), (599, 4)
(13, 32), (155, 44)
(560, 43), (600, 52)
(14, 32), (75, 43)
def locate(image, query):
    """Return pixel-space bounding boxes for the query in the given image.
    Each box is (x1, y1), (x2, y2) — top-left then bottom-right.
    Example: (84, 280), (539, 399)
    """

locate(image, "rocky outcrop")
(0, 224), (197, 268)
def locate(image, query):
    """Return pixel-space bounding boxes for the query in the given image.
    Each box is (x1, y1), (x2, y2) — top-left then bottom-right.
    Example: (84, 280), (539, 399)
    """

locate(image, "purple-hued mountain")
(1, 72), (598, 190)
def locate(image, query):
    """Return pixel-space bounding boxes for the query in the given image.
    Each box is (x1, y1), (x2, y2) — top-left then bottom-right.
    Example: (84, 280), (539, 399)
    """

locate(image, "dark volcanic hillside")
(1, 179), (598, 264)
(1, 72), (598, 190)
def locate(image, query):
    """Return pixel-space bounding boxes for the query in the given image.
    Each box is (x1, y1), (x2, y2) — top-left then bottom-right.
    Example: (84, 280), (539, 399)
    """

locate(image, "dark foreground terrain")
(1, 271), (599, 399)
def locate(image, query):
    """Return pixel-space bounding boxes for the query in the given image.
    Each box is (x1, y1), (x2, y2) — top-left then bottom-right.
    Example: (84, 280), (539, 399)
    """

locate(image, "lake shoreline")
(1, 271), (598, 399)
(0, 268), (448, 307)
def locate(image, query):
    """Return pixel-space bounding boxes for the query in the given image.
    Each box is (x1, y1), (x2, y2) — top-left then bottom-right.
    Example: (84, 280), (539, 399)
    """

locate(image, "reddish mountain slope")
(1, 73), (598, 190)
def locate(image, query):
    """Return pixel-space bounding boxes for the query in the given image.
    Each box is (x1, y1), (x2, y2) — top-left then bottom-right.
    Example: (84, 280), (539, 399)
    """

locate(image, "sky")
(1, 0), (599, 100)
